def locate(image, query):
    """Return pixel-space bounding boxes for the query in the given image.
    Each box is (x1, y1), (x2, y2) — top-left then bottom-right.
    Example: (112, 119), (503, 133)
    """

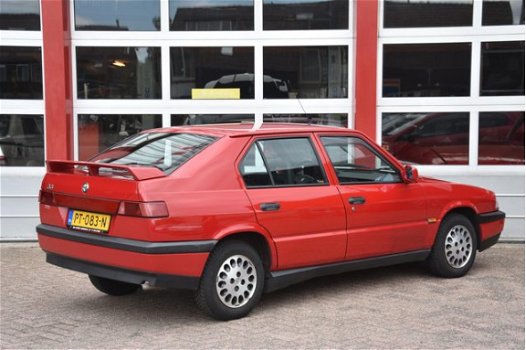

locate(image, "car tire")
(195, 240), (264, 320)
(427, 214), (478, 278)
(88, 275), (142, 296)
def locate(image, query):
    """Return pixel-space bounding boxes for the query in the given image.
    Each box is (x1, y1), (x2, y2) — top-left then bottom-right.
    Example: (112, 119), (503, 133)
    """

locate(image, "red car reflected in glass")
(382, 112), (524, 165)
(37, 124), (505, 320)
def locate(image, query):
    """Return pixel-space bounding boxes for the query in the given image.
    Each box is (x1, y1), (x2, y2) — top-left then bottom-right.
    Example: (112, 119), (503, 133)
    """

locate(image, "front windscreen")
(90, 132), (217, 174)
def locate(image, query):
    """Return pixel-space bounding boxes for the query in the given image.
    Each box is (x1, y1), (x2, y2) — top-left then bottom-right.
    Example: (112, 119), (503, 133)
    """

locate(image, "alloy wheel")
(215, 254), (257, 308)
(444, 224), (473, 268)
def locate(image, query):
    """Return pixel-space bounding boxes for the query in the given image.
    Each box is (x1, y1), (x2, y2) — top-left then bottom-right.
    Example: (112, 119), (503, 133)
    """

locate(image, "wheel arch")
(441, 206), (481, 250)
(214, 230), (277, 273)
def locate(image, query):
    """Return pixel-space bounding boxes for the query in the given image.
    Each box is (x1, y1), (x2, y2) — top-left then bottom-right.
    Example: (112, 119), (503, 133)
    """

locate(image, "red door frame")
(41, 0), (73, 160)
(354, 0), (379, 140)
(40, 0), (379, 160)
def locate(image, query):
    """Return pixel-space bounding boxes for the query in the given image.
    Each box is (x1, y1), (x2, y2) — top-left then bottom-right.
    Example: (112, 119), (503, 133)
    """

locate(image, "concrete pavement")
(0, 243), (524, 349)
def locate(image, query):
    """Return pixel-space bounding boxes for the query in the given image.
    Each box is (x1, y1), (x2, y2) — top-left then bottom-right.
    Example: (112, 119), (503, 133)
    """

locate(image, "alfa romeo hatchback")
(37, 123), (505, 320)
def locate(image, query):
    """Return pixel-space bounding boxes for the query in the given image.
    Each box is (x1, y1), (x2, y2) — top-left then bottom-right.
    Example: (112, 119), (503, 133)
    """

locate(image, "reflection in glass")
(381, 112), (469, 165)
(170, 0), (253, 31)
(78, 114), (161, 160)
(0, 0), (40, 30)
(0, 46), (42, 99)
(480, 41), (525, 96)
(76, 47), (161, 99)
(383, 43), (471, 97)
(263, 114), (347, 127)
(478, 112), (524, 165)
(264, 46), (348, 99)
(384, 0), (473, 28)
(74, 0), (160, 31)
(263, 0), (348, 30)
(171, 114), (254, 125)
(170, 47), (254, 99)
(482, 0), (525, 25)
(0, 114), (44, 166)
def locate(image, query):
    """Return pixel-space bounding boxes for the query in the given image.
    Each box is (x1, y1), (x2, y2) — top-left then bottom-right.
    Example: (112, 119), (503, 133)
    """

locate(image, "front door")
(239, 136), (347, 270)
(319, 135), (429, 260)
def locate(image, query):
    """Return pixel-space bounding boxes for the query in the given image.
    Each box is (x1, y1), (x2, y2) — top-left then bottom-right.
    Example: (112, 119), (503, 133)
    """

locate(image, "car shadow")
(66, 262), (428, 324)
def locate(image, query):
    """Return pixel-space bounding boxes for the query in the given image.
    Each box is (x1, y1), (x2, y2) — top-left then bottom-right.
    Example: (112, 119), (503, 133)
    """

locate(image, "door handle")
(260, 202), (281, 211)
(348, 196), (366, 205)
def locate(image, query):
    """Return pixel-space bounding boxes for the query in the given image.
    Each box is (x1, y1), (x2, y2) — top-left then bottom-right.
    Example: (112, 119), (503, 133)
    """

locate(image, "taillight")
(39, 190), (56, 205)
(118, 201), (169, 218)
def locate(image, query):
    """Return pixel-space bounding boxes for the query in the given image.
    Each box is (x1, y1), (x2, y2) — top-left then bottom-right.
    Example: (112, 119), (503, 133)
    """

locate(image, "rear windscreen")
(90, 132), (217, 174)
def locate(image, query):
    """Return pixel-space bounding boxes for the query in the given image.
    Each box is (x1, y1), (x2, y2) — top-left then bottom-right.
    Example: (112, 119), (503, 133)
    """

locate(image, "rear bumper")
(37, 224), (216, 288)
(47, 253), (200, 289)
(37, 224), (216, 254)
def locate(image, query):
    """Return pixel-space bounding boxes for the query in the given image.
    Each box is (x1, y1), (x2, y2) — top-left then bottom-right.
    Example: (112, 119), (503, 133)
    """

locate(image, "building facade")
(0, 0), (524, 240)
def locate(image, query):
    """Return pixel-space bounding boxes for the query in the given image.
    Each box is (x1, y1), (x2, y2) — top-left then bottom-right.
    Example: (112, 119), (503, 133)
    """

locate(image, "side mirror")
(404, 165), (419, 183)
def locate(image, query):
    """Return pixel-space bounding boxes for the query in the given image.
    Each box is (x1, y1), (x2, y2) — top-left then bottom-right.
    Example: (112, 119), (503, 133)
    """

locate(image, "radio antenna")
(297, 98), (307, 114)
(297, 98), (312, 124)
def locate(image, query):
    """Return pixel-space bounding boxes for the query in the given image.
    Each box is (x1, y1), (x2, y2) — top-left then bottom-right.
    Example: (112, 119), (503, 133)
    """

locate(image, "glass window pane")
(0, 114), (44, 166)
(171, 114), (254, 125)
(0, 46), (42, 99)
(321, 136), (401, 184)
(263, 114), (347, 127)
(92, 132), (217, 174)
(78, 114), (162, 160)
(381, 112), (469, 165)
(480, 41), (525, 96)
(76, 47), (161, 99)
(258, 138), (327, 185)
(264, 46), (348, 99)
(74, 0), (160, 31)
(384, 0), (473, 28)
(383, 43), (471, 97)
(263, 0), (348, 30)
(0, 0), (40, 30)
(478, 112), (524, 165)
(170, 47), (254, 99)
(170, 0), (253, 31)
(482, 0), (525, 25)
(240, 143), (272, 187)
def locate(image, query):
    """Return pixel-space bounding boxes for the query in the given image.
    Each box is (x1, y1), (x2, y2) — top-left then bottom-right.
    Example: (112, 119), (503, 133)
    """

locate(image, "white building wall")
(0, 169), (44, 240)
(0, 0), (523, 242)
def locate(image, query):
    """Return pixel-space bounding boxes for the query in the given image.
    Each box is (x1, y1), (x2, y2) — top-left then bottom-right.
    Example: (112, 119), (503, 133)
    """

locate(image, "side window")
(239, 137), (327, 187)
(321, 136), (401, 184)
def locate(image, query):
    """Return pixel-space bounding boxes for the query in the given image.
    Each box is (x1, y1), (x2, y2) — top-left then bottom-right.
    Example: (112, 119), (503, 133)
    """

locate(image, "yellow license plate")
(67, 210), (111, 233)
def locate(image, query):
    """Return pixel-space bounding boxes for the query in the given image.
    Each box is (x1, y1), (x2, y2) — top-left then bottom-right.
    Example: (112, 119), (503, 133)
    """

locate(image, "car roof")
(152, 123), (361, 138)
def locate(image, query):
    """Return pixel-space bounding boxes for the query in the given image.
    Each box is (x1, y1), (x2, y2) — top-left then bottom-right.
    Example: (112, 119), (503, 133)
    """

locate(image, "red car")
(382, 112), (524, 165)
(37, 124), (505, 320)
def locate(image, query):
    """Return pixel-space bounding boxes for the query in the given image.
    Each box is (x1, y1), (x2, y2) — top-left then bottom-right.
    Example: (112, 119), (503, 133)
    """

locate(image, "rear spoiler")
(46, 160), (166, 181)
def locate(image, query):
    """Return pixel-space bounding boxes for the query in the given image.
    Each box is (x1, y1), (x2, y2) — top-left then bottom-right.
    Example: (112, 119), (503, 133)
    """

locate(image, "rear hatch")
(39, 161), (167, 240)
(39, 131), (218, 241)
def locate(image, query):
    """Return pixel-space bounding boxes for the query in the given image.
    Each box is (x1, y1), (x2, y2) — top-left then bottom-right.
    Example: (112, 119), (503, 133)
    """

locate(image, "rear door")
(239, 136), (347, 270)
(318, 135), (429, 260)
